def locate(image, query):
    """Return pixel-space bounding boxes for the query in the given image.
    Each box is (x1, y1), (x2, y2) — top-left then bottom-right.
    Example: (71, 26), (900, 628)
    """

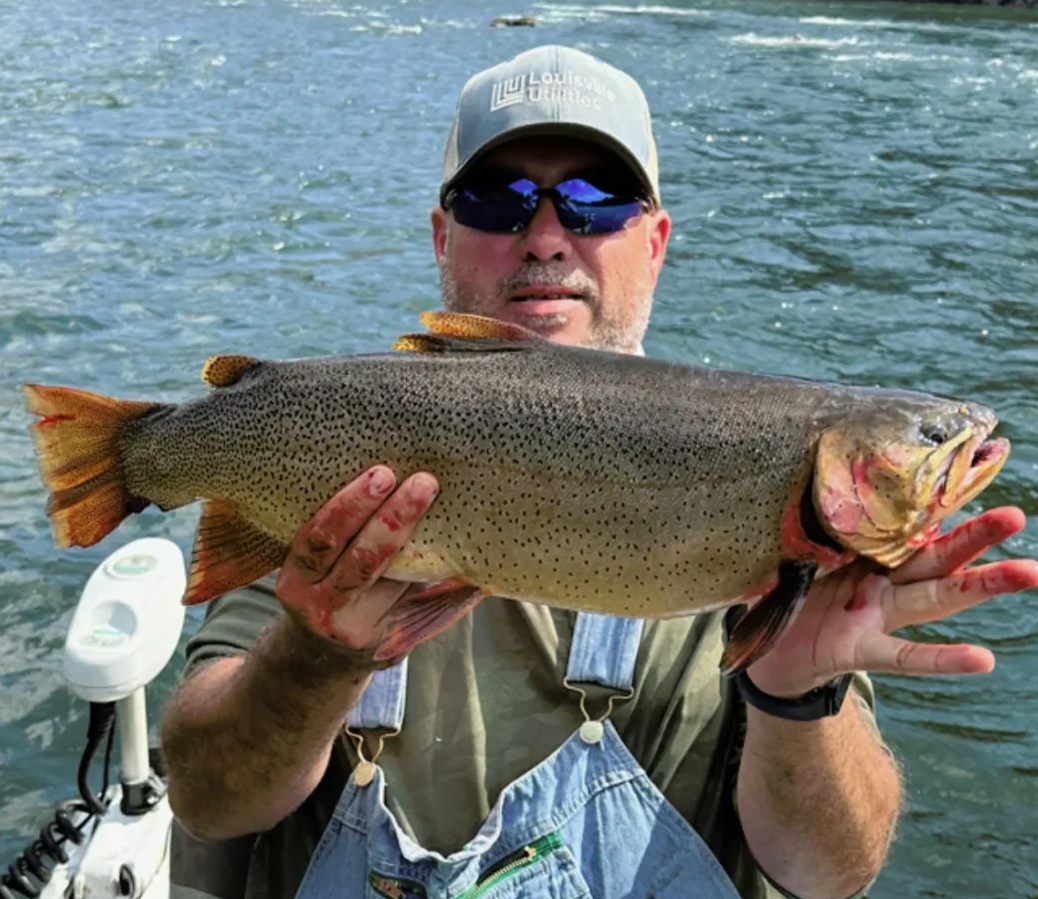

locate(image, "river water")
(1, 0), (1035, 895)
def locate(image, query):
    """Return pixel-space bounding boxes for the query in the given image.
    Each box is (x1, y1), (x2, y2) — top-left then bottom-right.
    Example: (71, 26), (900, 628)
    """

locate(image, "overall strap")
(345, 657), (408, 730)
(565, 612), (644, 691)
(344, 611), (644, 733)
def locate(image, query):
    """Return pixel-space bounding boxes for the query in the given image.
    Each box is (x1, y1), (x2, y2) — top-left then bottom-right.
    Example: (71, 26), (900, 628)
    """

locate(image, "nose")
(519, 197), (573, 263)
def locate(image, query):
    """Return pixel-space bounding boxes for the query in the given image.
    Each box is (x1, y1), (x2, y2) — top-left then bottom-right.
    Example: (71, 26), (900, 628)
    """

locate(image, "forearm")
(736, 690), (903, 899)
(161, 614), (374, 840)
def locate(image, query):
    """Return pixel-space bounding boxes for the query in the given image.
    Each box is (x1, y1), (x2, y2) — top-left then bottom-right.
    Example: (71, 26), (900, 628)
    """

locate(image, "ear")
(647, 208), (671, 280)
(431, 206), (449, 263)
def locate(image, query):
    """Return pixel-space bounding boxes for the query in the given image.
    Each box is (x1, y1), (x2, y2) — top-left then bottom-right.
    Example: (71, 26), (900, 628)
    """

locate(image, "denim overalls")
(294, 612), (743, 899)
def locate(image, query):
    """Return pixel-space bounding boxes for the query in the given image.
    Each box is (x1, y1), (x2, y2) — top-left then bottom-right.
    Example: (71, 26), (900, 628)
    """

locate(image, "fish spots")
(127, 336), (868, 620)
(736, 572), (779, 604)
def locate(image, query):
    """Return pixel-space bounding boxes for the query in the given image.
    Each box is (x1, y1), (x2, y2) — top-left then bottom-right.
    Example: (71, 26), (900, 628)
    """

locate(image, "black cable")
(0, 799), (93, 899)
(98, 709), (117, 808)
(77, 702), (116, 816)
(1, 702), (117, 899)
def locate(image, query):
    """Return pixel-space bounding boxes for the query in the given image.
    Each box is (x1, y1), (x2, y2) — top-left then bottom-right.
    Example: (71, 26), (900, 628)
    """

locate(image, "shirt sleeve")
(182, 575), (283, 678)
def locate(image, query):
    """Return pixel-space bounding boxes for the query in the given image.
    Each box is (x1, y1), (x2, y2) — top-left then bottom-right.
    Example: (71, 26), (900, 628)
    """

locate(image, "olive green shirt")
(171, 578), (877, 899)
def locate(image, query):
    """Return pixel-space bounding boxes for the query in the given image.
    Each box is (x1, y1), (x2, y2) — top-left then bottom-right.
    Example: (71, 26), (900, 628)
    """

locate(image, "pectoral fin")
(720, 560), (818, 676)
(374, 578), (487, 661)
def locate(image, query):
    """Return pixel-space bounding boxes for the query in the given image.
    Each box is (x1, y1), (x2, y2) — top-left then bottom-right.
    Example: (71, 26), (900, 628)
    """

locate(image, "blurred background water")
(0, 0), (1035, 895)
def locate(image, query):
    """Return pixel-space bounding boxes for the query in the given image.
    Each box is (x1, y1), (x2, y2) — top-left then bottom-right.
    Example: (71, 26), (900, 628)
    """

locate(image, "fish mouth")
(927, 427), (1010, 513)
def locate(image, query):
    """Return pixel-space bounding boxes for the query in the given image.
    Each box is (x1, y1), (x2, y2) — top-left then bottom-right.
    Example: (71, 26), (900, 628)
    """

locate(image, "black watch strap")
(733, 669), (854, 722)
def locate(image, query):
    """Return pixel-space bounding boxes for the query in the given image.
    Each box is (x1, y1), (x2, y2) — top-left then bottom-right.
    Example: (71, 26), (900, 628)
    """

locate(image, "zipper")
(458, 832), (562, 899)
(368, 832), (561, 899)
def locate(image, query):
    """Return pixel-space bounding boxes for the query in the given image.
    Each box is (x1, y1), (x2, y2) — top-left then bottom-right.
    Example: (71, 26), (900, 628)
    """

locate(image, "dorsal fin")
(201, 355), (260, 388)
(393, 311), (543, 354)
(420, 311), (540, 340)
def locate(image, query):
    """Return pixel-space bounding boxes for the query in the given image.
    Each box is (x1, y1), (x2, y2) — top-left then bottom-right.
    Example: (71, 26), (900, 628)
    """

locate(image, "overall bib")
(295, 613), (743, 899)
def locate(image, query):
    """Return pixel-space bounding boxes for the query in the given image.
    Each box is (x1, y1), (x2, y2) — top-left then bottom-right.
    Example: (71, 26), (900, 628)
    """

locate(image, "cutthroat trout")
(23, 311), (1009, 671)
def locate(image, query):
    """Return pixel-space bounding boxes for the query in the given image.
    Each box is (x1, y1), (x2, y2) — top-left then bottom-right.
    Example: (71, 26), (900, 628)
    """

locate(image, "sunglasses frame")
(442, 174), (654, 236)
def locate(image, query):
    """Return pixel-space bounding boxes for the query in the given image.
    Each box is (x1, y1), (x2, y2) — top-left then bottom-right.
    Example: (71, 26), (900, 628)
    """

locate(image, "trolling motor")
(2, 538), (186, 899)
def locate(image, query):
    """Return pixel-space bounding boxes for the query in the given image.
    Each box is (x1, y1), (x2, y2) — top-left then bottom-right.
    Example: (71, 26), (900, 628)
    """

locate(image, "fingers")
(283, 466), (400, 586)
(890, 507), (1026, 584)
(275, 466), (440, 645)
(880, 560), (1038, 632)
(323, 472), (439, 599)
(855, 631), (995, 677)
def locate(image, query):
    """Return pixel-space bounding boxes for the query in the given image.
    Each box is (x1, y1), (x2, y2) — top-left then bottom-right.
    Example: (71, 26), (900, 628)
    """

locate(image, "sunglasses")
(443, 174), (652, 236)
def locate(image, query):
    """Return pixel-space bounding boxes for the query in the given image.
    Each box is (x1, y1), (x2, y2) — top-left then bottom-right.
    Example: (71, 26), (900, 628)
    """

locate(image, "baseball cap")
(440, 45), (660, 207)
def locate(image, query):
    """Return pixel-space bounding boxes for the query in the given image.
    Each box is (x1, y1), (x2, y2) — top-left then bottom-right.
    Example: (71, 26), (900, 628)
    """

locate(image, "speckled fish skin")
(23, 312), (1009, 667)
(125, 331), (997, 611)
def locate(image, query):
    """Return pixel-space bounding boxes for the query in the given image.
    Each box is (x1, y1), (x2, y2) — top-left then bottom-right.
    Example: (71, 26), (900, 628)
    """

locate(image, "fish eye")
(920, 425), (949, 446)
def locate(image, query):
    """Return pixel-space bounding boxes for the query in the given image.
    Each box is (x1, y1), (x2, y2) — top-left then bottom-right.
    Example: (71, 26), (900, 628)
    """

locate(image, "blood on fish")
(907, 522), (941, 549)
(780, 492), (854, 570)
(35, 414), (74, 428)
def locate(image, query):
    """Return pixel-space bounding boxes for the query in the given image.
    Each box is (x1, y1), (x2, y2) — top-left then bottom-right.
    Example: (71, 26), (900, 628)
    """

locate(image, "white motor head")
(64, 538), (187, 703)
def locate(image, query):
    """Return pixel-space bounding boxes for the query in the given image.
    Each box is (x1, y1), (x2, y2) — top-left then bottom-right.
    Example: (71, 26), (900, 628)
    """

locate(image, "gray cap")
(440, 45), (660, 206)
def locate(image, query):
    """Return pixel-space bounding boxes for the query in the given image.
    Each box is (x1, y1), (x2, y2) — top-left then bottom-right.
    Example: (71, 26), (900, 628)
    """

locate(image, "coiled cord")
(1, 702), (117, 899)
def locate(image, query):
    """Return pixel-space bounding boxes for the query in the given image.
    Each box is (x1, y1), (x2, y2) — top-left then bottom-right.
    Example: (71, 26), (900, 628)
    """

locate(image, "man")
(163, 45), (1038, 899)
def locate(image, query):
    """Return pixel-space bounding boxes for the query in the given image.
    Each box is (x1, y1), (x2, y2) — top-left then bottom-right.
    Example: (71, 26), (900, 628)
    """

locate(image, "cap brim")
(439, 122), (657, 206)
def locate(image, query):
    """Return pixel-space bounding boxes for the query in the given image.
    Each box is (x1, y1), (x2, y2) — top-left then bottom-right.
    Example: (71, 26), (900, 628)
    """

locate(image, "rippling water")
(1, 0), (1035, 895)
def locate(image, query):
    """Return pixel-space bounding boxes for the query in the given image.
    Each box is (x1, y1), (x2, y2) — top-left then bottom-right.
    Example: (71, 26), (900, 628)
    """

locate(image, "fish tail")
(23, 384), (165, 548)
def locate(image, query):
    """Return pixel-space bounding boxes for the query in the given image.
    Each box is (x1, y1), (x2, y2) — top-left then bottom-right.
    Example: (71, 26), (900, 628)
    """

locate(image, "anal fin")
(373, 577), (486, 661)
(720, 560), (818, 676)
(185, 500), (288, 605)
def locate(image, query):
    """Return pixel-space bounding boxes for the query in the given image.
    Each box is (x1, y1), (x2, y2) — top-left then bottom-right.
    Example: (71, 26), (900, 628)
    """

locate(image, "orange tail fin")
(23, 384), (163, 548)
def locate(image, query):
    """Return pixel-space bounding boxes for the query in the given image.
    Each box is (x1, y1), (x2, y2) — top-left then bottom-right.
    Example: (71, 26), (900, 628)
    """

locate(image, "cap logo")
(490, 75), (527, 111)
(489, 70), (617, 113)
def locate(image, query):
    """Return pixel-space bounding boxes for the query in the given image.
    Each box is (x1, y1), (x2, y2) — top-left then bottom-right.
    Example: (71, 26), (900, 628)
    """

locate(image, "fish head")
(813, 395), (1010, 568)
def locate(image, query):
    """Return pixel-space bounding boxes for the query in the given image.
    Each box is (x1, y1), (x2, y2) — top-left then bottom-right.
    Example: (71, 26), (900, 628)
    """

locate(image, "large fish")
(23, 312), (1009, 672)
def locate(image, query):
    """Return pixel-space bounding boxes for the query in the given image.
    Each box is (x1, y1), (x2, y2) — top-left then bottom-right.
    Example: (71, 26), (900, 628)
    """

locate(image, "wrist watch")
(733, 668), (854, 721)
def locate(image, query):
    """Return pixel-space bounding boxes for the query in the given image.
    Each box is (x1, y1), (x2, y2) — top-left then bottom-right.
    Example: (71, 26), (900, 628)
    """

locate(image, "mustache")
(501, 265), (599, 299)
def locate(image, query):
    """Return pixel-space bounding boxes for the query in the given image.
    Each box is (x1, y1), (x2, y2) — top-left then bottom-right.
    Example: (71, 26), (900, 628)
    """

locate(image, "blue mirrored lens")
(451, 182), (533, 233)
(553, 179), (646, 235)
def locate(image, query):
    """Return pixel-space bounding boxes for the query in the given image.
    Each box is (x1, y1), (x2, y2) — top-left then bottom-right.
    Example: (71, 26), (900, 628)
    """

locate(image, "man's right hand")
(162, 464), (441, 840)
(274, 464), (440, 668)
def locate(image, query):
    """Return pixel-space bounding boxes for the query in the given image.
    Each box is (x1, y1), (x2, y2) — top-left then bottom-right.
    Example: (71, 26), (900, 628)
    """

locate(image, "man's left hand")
(746, 506), (1038, 698)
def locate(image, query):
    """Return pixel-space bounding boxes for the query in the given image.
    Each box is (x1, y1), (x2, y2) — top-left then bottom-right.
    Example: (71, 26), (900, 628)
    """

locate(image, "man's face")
(431, 136), (671, 355)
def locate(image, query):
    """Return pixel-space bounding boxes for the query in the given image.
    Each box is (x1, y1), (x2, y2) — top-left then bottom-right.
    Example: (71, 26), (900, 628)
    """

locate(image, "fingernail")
(409, 474), (439, 503)
(368, 467), (394, 496)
